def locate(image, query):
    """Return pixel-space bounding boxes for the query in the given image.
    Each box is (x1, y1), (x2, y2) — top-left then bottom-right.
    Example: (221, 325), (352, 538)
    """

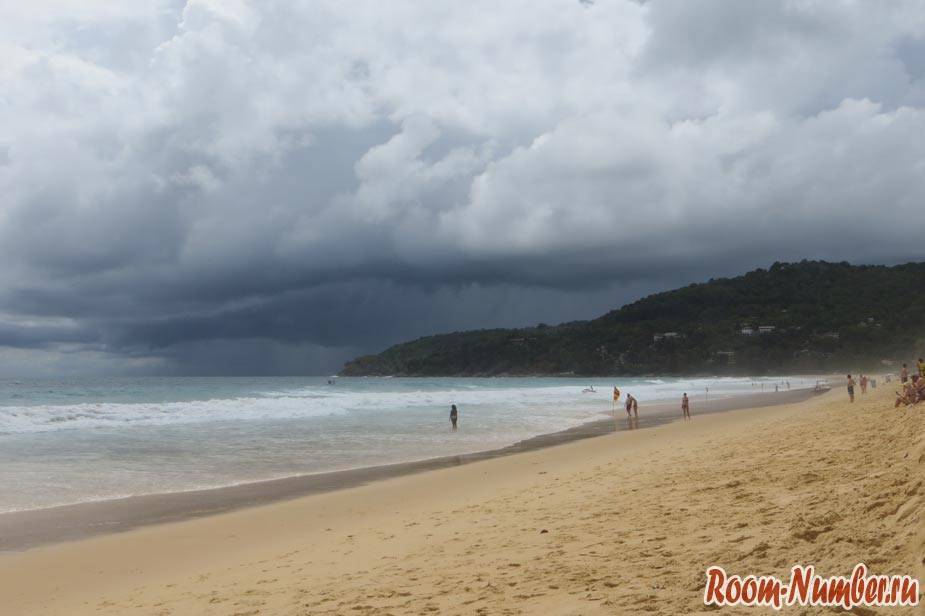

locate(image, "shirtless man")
(681, 393), (691, 420)
(901, 363), (909, 384)
(846, 374), (855, 403)
(625, 394), (634, 418)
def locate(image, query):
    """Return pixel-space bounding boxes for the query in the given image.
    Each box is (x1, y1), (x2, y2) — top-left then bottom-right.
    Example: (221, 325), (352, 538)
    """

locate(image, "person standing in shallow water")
(450, 404), (458, 431)
(681, 393), (691, 420)
(623, 393), (639, 427)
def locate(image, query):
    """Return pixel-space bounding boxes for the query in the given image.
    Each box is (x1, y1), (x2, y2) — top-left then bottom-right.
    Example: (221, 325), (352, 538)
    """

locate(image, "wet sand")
(0, 389), (812, 552)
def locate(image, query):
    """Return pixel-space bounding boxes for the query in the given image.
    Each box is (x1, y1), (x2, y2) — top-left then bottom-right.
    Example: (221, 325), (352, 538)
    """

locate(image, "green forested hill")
(341, 261), (925, 376)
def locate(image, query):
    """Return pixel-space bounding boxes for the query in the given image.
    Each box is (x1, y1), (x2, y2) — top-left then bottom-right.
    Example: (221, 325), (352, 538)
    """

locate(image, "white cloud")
(1, 0), (924, 372)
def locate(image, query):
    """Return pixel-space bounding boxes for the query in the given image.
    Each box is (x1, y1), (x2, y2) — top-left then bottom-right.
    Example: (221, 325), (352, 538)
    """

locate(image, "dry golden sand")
(0, 386), (921, 615)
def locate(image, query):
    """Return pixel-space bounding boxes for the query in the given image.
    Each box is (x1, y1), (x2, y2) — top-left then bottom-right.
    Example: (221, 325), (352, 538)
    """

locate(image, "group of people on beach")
(893, 358), (925, 407)
(449, 361), (921, 433)
(620, 391), (691, 421)
(447, 386), (699, 433)
(845, 357), (925, 406)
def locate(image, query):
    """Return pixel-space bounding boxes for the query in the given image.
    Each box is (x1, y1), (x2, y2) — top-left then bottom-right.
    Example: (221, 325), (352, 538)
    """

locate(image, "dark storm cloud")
(0, 320), (97, 350)
(1, 0), (925, 375)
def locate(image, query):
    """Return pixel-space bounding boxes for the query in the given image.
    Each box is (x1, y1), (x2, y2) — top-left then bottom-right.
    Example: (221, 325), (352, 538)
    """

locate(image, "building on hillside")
(758, 325), (776, 334)
(653, 332), (681, 342)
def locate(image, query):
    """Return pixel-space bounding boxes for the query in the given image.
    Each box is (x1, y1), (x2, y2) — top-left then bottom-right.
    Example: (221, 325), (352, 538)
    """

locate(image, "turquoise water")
(0, 376), (806, 513)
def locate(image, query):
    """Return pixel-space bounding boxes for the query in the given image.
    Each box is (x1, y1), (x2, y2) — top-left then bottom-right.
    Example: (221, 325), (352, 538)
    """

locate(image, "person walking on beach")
(860, 374), (868, 394)
(846, 374), (855, 403)
(450, 404), (458, 431)
(624, 394), (638, 419)
(901, 363), (909, 384)
(681, 393), (691, 420)
(918, 358), (925, 378)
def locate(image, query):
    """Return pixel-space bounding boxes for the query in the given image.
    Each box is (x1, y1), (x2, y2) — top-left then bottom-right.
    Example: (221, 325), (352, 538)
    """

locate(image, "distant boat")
(582, 386), (596, 393)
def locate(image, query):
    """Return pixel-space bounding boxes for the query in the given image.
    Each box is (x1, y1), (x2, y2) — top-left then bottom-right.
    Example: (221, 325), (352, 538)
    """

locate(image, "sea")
(0, 375), (809, 514)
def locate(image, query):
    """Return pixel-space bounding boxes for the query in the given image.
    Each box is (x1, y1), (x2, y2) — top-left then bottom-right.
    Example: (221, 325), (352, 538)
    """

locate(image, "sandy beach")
(0, 385), (921, 615)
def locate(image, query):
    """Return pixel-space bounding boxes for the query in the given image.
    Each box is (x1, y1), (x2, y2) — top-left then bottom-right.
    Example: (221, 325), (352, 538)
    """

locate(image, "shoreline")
(0, 388), (815, 552)
(0, 386), (918, 615)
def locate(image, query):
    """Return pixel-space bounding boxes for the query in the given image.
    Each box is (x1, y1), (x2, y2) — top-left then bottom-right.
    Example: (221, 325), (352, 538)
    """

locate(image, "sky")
(1, 0), (924, 376)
